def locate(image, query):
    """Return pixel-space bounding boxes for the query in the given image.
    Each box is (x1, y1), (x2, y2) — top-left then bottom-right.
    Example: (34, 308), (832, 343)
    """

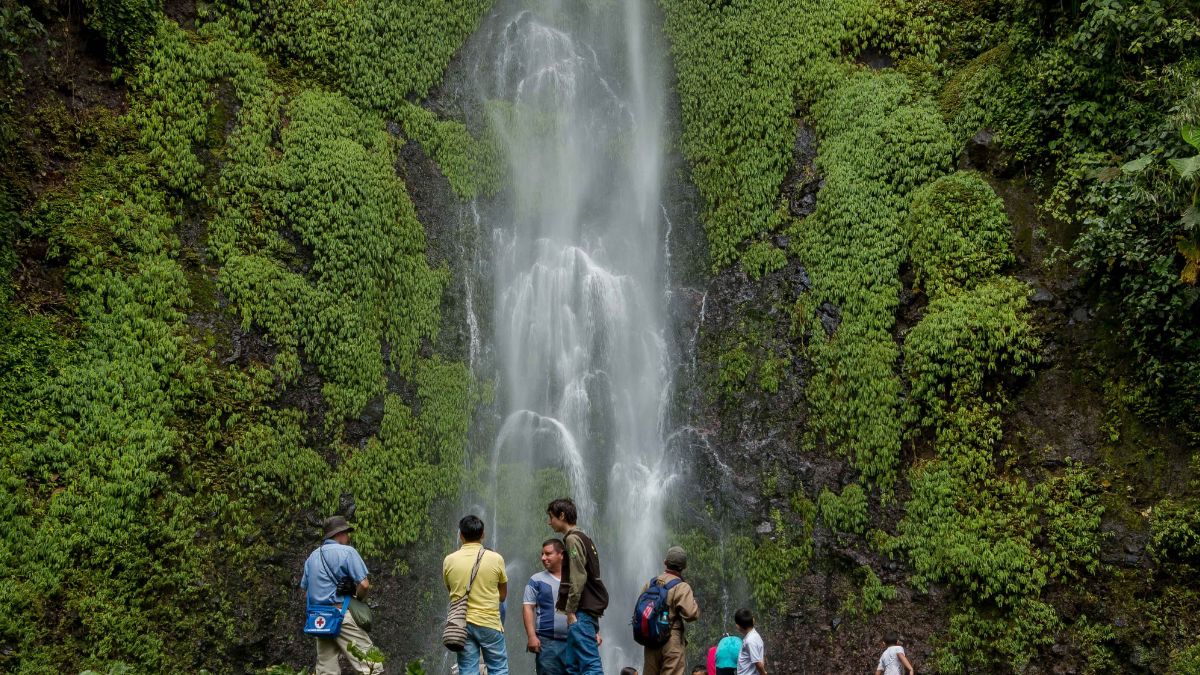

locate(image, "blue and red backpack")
(631, 576), (682, 647)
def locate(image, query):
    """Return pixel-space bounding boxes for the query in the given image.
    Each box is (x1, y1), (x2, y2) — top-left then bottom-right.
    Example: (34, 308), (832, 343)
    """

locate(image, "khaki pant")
(643, 630), (686, 675)
(315, 612), (381, 674)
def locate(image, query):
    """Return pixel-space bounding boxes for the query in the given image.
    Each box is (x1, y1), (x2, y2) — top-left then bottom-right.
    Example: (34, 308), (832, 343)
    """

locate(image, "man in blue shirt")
(300, 515), (379, 674)
(523, 538), (569, 675)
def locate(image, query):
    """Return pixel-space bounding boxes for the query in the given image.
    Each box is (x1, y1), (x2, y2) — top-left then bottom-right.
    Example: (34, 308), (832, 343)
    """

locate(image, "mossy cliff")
(660, 0), (1200, 672)
(0, 1), (491, 672)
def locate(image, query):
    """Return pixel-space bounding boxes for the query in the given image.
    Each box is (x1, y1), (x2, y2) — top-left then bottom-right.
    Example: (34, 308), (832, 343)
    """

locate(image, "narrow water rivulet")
(465, 0), (678, 667)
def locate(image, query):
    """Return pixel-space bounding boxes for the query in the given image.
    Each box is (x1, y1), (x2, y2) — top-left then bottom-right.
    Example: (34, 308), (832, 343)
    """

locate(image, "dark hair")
(734, 608), (754, 629)
(883, 632), (900, 646)
(459, 514), (485, 542)
(542, 538), (565, 553)
(620, 669), (639, 675)
(547, 498), (578, 525)
(691, 667), (706, 674)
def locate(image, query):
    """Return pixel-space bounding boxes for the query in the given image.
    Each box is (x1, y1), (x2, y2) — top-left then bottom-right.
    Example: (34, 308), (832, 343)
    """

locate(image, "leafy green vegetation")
(0, 3), (487, 671)
(738, 495), (817, 612)
(929, 0), (1200, 437)
(843, 565), (897, 619)
(659, 0), (876, 269)
(83, 0), (163, 60)
(796, 68), (956, 491)
(906, 171), (1014, 298)
(902, 278), (1039, 432)
(817, 482), (868, 536)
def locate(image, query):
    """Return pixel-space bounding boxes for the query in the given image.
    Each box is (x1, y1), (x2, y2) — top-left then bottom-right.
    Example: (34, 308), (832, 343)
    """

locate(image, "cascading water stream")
(467, 0), (677, 667)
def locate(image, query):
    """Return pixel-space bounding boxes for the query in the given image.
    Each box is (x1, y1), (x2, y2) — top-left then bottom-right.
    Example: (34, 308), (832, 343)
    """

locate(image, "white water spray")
(471, 0), (676, 667)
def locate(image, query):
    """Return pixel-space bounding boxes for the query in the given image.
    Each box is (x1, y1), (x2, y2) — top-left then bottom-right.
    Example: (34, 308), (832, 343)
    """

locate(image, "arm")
(899, 652), (914, 675)
(751, 638), (767, 675)
(346, 550), (370, 599)
(522, 603), (541, 653)
(674, 583), (700, 622)
(564, 533), (586, 618)
(499, 581), (508, 602)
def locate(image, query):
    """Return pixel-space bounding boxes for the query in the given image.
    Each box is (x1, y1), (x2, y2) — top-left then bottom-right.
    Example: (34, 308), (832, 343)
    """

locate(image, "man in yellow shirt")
(444, 515), (510, 675)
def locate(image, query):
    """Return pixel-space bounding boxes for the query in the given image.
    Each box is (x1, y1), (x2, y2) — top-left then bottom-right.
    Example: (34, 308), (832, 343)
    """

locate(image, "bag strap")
(462, 547), (487, 598)
(318, 544), (335, 580)
(663, 577), (683, 591)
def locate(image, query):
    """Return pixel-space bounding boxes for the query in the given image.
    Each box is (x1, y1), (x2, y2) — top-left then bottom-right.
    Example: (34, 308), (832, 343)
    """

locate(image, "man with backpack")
(299, 515), (379, 674)
(444, 515), (510, 675)
(634, 546), (700, 675)
(547, 498), (608, 675)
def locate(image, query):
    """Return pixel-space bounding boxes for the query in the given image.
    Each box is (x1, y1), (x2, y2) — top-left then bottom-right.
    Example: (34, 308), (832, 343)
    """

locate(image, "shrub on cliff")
(906, 171), (1013, 299)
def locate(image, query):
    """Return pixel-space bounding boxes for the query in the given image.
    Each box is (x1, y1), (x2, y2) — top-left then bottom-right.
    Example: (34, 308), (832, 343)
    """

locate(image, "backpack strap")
(662, 577), (683, 591)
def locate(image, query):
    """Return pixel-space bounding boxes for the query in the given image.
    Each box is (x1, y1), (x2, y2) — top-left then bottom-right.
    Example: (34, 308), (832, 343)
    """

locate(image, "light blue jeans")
(536, 636), (568, 675)
(566, 612), (603, 675)
(457, 624), (509, 675)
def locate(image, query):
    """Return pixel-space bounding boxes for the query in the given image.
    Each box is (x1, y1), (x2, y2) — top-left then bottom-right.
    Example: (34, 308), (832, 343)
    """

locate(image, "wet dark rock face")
(784, 120), (824, 220)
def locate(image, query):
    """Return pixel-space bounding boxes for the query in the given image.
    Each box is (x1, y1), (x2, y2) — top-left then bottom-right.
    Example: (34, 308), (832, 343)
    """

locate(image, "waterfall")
(469, 0), (676, 667)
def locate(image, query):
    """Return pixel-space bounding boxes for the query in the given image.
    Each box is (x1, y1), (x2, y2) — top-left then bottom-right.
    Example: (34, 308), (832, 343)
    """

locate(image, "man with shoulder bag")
(300, 515), (380, 674)
(443, 514), (510, 675)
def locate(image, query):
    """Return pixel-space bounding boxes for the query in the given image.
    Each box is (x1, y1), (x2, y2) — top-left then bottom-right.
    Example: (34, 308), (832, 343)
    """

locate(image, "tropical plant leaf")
(1182, 125), (1200, 152)
(1121, 154), (1153, 174)
(1181, 205), (1200, 231)
(1168, 155), (1200, 180)
(1179, 238), (1200, 286)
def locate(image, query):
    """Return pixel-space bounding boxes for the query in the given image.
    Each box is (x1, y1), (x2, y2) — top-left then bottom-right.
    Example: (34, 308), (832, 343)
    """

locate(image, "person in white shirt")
(875, 633), (914, 675)
(734, 608), (766, 675)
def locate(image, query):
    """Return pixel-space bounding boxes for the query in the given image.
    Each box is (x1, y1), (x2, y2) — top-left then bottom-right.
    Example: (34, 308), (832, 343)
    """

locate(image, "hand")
(567, 612), (577, 625)
(596, 632), (603, 646)
(527, 636), (542, 654)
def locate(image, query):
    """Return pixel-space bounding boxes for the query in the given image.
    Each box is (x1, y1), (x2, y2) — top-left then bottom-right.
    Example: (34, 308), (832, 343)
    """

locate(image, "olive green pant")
(315, 612), (380, 674)
(643, 630), (687, 675)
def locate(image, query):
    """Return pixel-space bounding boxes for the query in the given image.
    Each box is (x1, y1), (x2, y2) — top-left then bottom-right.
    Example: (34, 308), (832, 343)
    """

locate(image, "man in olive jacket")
(547, 498), (608, 675)
(641, 546), (700, 675)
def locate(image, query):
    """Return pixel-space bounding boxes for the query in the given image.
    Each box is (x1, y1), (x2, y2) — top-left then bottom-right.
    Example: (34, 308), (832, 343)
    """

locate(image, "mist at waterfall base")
(462, 0), (680, 669)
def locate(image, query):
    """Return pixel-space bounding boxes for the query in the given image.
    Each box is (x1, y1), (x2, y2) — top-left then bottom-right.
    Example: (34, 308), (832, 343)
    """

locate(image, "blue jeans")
(566, 613), (603, 675)
(536, 636), (568, 675)
(457, 624), (509, 675)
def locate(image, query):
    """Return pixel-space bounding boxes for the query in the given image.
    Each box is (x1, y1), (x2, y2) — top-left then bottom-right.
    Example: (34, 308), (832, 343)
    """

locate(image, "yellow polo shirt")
(443, 542), (508, 632)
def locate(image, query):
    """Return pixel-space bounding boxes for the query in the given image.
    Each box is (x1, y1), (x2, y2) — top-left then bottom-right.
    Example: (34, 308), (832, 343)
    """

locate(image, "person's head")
(882, 632), (900, 646)
(459, 514), (485, 543)
(664, 545), (688, 573)
(619, 668), (639, 675)
(734, 608), (755, 633)
(691, 666), (706, 675)
(322, 515), (354, 544)
(541, 538), (565, 574)
(547, 498), (578, 532)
